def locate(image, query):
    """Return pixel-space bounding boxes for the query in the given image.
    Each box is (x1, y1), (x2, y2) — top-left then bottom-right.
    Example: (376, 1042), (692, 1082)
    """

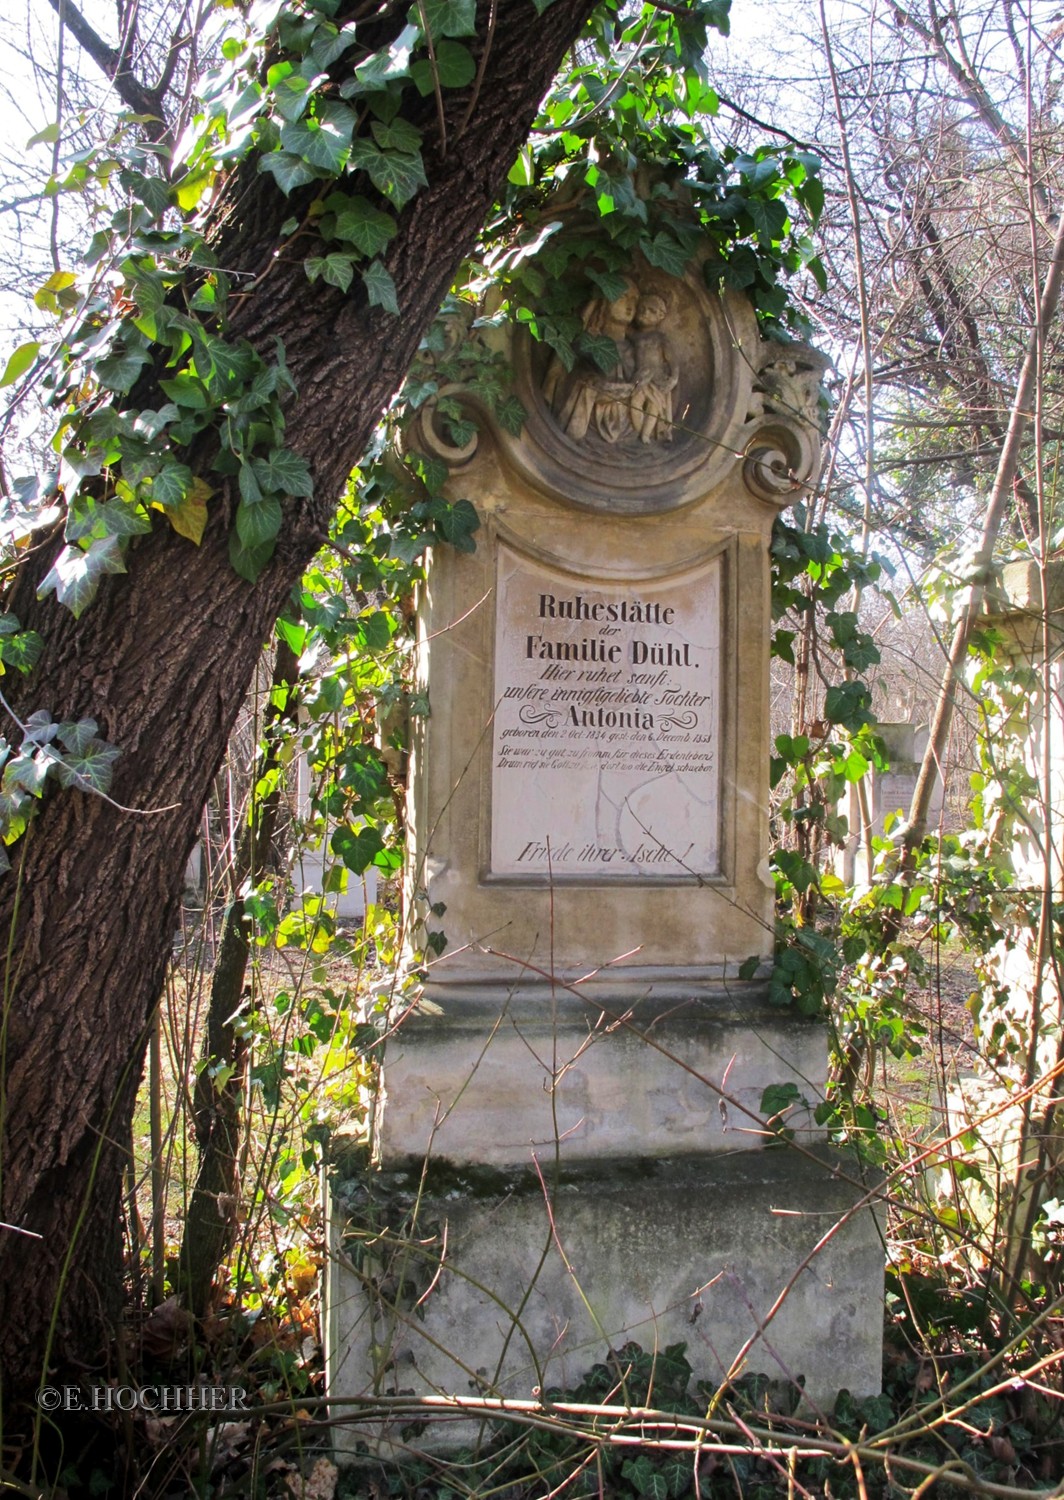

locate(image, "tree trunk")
(0, 0), (595, 1399)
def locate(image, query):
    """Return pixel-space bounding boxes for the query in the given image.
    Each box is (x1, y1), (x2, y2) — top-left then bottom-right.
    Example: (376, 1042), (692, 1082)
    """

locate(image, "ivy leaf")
(163, 477), (212, 545)
(310, 20), (359, 68)
(119, 170), (172, 218)
(638, 231), (690, 278)
(586, 269), (630, 302)
(159, 372), (209, 408)
(3, 752), (52, 797)
(131, 404), (180, 439)
(421, 0), (477, 37)
(749, 197), (789, 245)
(37, 535), (126, 618)
(362, 259), (399, 315)
(842, 636), (881, 672)
(34, 270), (77, 315)
(228, 530), (276, 583)
(800, 176), (825, 224)
(411, 41), (476, 95)
(0, 790), (29, 847)
(331, 821), (383, 874)
(0, 341), (40, 388)
(22, 710), (58, 746)
(56, 718), (100, 755)
(173, 170), (212, 213)
(270, 67), (318, 124)
(0, 630), (43, 673)
(349, 138), (427, 209)
(389, 529), (431, 564)
(732, 249), (767, 293)
(238, 460), (263, 504)
(824, 680), (874, 730)
(578, 331), (624, 373)
(305, 252), (355, 292)
(258, 151), (318, 194)
(761, 1081), (801, 1118)
(433, 498), (480, 553)
(66, 498), (151, 541)
(96, 345), (149, 393)
(236, 494), (283, 550)
(403, 377), (438, 409)
(26, 120), (60, 147)
(355, 610), (393, 651)
(253, 447), (314, 497)
(199, 335), (256, 387)
(332, 196), (397, 256)
(150, 462), (192, 510)
(122, 258), (167, 319)
(271, 336), (297, 396)
(280, 104), (354, 173)
(494, 395), (527, 436)
(370, 116), (422, 154)
(345, 24), (418, 93)
(620, 1458), (668, 1500)
(53, 738), (122, 796)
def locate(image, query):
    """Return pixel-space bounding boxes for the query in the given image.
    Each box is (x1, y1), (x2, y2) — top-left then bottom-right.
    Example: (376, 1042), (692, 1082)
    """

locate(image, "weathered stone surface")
(375, 989), (826, 1165)
(325, 1148), (884, 1457)
(405, 474), (782, 988)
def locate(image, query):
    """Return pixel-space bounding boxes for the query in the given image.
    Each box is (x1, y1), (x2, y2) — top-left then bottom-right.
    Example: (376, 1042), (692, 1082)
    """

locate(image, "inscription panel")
(490, 546), (722, 879)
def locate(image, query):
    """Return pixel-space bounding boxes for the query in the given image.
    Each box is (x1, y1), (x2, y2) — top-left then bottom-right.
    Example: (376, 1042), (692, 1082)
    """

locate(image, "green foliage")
(490, 0), (823, 337)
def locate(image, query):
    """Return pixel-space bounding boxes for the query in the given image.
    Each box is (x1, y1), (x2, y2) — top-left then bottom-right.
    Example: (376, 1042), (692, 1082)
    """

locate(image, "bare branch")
(46, 0), (165, 127)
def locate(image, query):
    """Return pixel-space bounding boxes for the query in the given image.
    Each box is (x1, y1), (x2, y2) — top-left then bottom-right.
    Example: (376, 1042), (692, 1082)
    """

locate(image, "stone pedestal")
(325, 240), (883, 1454)
(326, 1147), (883, 1455)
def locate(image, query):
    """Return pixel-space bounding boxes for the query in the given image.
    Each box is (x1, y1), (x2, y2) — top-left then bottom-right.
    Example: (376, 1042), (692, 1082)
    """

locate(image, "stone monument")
(833, 721), (944, 888)
(325, 233), (884, 1454)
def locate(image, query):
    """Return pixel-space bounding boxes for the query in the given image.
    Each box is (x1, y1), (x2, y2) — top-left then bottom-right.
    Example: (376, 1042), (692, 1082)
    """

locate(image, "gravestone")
(833, 721), (944, 887)
(326, 238), (883, 1452)
(181, 753), (377, 920)
(976, 559), (1064, 1075)
(293, 750), (377, 921)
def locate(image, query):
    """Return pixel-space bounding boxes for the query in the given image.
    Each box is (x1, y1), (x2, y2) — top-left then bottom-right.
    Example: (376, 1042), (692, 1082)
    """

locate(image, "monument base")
(374, 983), (827, 1165)
(324, 1147), (884, 1458)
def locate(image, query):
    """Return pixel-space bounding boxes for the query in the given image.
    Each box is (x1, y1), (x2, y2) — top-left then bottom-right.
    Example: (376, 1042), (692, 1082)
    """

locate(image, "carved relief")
(747, 341), (830, 429)
(741, 340), (830, 506)
(413, 241), (827, 514)
(542, 280), (682, 451)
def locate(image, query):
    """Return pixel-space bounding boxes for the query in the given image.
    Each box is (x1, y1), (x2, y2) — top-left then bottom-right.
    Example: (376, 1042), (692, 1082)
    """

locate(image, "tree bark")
(0, 0), (596, 1399)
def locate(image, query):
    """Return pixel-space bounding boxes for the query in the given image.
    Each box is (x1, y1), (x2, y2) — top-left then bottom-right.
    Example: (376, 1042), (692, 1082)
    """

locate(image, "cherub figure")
(627, 292), (678, 444)
(545, 281), (640, 444)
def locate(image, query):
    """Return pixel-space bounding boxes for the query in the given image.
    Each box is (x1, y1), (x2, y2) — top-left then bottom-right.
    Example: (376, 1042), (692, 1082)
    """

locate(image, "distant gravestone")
(977, 560), (1064, 1075)
(182, 751), (376, 920)
(834, 721), (944, 886)
(293, 750), (376, 920)
(326, 229), (883, 1451)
